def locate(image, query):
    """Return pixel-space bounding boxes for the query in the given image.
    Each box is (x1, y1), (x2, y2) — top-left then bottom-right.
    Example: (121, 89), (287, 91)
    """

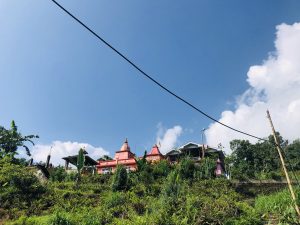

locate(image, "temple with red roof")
(146, 144), (164, 162)
(97, 139), (165, 174)
(97, 139), (137, 174)
(96, 139), (224, 176)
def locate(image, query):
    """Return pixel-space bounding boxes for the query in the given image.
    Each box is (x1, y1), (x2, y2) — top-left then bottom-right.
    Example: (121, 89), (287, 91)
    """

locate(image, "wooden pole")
(266, 110), (300, 217)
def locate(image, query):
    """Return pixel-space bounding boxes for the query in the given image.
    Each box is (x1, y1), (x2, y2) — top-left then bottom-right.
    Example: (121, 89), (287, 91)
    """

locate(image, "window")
(102, 167), (112, 174)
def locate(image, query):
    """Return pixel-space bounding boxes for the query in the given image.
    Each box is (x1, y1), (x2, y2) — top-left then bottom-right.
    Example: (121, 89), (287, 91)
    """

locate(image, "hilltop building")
(165, 142), (225, 162)
(165, 142), (225, 175)
(62, 149), (98, 174)
(97, 139), (137, 174)
(146, 144), (164, 162)
(95, 139), (225, 176)
(59, 140), (225, 176)
(97, 139), (165, 174)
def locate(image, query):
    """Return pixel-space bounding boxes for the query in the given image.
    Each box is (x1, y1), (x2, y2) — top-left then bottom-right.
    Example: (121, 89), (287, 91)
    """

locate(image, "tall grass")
(255, 188), (299, 224)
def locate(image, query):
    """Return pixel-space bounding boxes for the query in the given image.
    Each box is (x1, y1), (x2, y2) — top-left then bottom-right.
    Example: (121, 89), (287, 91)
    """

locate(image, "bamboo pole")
(266, 110), (300, 217)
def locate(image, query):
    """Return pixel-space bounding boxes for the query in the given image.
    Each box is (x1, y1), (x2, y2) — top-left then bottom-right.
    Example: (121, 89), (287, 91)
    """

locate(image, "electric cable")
(50, 1), (300, 186)
(50, 0), (266, 142)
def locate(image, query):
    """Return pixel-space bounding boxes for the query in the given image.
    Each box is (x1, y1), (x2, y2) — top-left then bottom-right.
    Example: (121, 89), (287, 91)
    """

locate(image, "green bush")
(49, 166), (68, 182)
(162, 170), (182, 201)
(152, 160), (171, 178)
(104, 191), (126, 208)
(50, 212), (74, 225)
(0, 157), (45, 217)
(195, 157), (216, 180)
(177, 157), (195, 180)
(7, 215), (50, 225)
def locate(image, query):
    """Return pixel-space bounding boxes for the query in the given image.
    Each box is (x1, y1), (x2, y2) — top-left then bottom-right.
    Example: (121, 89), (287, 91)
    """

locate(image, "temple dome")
(120, 138), (130, 151)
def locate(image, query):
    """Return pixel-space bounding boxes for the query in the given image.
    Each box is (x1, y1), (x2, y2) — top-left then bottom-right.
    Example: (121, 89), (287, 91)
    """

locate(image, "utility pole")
(266, 110), (300, 217)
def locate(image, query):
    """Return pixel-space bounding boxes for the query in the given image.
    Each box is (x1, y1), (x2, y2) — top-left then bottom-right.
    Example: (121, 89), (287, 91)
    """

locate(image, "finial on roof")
(120, 138), (130, 151)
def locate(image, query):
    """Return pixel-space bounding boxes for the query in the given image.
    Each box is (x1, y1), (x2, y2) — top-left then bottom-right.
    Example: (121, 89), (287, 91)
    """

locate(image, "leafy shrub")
(7, 215), (50, 225)
(177, 157), (195, 180)
(162, 170), (182, 200)
(0, 157), (45, 217)
(195, 157), (216, 179)
(152, 160), (171, 178)
(50, 212), (74, 225)
(49, 166), (68, 182)
(104, 191), (126, 208)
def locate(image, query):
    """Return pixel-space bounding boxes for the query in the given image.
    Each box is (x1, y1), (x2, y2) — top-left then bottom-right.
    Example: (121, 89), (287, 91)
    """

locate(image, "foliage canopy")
(0, 120), (38, 159)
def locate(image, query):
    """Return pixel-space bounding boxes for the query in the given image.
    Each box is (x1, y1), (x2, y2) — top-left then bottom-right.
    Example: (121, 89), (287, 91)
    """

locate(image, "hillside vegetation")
(1, 121), (300, 224)
(0, 156), (299, 225)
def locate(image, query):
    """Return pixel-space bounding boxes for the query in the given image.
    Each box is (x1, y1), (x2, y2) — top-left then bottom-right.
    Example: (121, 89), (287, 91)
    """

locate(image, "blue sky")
(1, 1), (300, 164)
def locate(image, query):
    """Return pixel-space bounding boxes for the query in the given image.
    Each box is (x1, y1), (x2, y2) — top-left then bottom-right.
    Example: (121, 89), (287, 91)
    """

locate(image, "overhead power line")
(50, 0), (266, 141)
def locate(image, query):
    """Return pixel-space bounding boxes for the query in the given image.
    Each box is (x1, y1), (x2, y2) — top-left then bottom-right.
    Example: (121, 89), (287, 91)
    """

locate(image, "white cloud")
(156, 123), (183, 154)
(206, 22), (300, 153)
(31, 141), (109, 166)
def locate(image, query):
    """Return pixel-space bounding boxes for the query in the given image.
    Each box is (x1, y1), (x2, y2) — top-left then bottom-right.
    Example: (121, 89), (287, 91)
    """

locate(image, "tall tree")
(75, 148), (86, 185)
(229, 134), (284, 179)
(284, 139), (300, 170)
(97, 155), (113, 161)
(111, 165), (128, 191)
(135, 150), (147, 172)
(0, 120), (39, 158)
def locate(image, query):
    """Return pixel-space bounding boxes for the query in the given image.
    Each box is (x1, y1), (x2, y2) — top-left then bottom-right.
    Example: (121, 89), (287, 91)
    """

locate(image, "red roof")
(148, 144), (162, 156)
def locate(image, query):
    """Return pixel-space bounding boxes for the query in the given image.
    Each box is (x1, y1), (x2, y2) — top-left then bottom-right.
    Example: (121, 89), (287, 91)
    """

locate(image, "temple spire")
(120, 138), (130, 151)
(149, 144), (162, 155)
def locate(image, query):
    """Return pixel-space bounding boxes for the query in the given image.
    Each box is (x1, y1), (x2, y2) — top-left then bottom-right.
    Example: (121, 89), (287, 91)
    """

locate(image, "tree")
(152, 160), (171, 178)
(134, 151), (155, 185)
(284, 139), (300, 170)
(97, 155), (113, 161)
(77, 148), (85, 173)
(76, 148), (85, 183)
(177, 157), (195, 180)
(135, 150), (147, 172)
(111, 165), (128, 191)
(195, 158), (216, 179)
(0, 120), (39, 159)
(162, 170), (182, 200)
(229, 134), (284, 179)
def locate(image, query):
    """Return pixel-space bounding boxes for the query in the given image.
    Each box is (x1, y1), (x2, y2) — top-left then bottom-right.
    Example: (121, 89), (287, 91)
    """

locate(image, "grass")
(255, 188), (300, 224)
